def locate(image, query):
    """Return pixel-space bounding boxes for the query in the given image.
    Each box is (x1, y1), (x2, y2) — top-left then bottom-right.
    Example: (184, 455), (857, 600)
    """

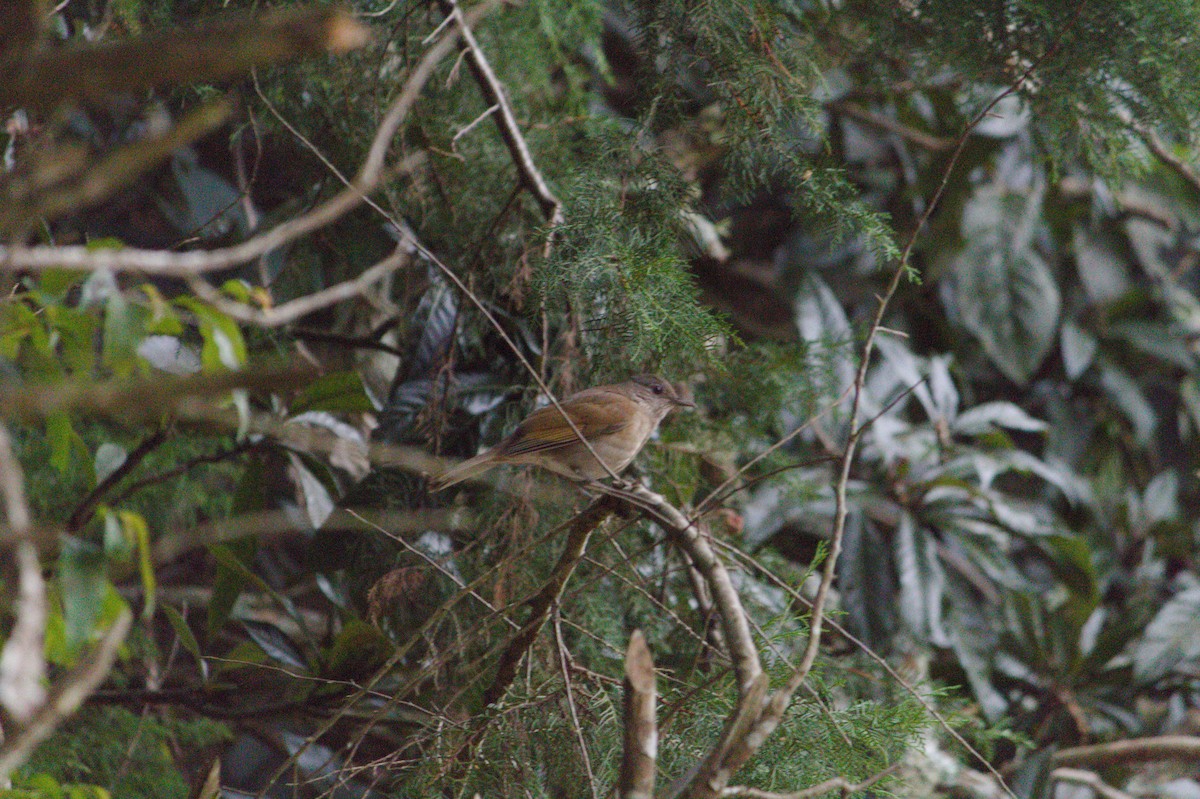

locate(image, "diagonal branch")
(0, 608), (133, 780)
(0, 2), (490, 276)
(437, 0), (564, 233)
(0, 424), (46, 725)
(482, 496), (618, 707)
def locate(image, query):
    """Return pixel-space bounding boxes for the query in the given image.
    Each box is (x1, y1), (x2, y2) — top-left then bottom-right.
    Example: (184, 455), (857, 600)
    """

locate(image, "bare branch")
(2, 6), (370, 112)
(482, 496), (618, 706)
(1053, 736), (1200, 769)
(828, 101), (954, 151)
(1132, 122), (1200, 197)
(0, 364), (316, 425)
(438, 0), (563, 226)
(186, 244), (412, 328)
(0, 607), (133, 780)
(0, 424), (47, 724)
(620, 630), (658, 799)
(0, 2), (480, 276)
(555, 611), (600, 799)
(1, 99), (233, 236)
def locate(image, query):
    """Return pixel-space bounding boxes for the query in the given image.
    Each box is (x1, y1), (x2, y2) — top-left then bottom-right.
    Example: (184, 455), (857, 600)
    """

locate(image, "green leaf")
(102, 290), (144, 379)
(46, 411), (84, 477)
(175, 297), (247, 371)
(119, 510), (156, 620)
(291, 370), (375, 413)
(162, 604), (202, 659)
(240, 619), (308, 671)
(1059, 321), (1098, 380)
(205, 539), (255, 641)
(944, 184), (1060, 383)
(324, 619), (393, 679)
(895, 512), (948, 646)
(58, 538), (108, 656)
(38, 268), (88, 299)
(1132, 587), (1200, 683)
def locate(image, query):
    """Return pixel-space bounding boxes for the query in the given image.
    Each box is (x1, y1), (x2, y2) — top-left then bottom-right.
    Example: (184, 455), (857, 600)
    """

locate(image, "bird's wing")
(500, 390), (629, 456)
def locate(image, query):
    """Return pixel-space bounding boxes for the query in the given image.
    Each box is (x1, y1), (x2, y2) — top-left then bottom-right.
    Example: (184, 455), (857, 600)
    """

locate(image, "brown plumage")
(431, 375), (694, 490)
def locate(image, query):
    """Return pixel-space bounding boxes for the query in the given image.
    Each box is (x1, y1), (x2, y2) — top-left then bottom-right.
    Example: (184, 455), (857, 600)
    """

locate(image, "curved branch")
(0, 2), (485, 276)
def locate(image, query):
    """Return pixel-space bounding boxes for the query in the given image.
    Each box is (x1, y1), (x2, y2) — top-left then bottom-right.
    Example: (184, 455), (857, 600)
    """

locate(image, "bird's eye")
(652, 383), (664, 394)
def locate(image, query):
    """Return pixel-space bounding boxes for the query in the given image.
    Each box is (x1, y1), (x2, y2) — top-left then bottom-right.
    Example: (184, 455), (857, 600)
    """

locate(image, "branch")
(438, 0), (564, 230)
(1053, 736), (1200, 769)
(66, 428), (169, 532)
(827, 100), (954, 151)
(186, 244), (412, 328)
(611, 485), (761, 695)
(0, 363), (316, 425)
(1132, 122), (1200, 197)
(0, 2), (480, 276)
(1, 99), (234, 236)
(619, 630), (658, 799)
(152, 507), (471, 565)
(0, 608), (133, 781)
(0, 424), (46, 724)
(1, 6), (370, 112)
(482, 496), (618, 707)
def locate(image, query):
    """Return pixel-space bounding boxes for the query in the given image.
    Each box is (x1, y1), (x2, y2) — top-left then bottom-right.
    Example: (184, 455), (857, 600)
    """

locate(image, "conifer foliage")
(3, 1), (1200, 797)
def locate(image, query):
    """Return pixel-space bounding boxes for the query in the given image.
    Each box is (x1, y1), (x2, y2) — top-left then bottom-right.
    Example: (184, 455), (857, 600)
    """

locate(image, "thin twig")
(66, 428), (168, 532)
(553, 607), (600, 799)
(1053, 736), (1200, 768)
(482, 496), (618, 706)
(438, 0), (563, 226)
(186, 244), (412, 327)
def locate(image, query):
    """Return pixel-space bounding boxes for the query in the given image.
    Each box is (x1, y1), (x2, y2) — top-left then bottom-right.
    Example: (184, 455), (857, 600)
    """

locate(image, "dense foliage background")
(3, 0), (1200, 797)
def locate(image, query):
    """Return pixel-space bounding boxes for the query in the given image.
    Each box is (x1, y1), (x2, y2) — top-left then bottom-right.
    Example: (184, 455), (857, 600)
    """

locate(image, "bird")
(431, 374), (694, 490)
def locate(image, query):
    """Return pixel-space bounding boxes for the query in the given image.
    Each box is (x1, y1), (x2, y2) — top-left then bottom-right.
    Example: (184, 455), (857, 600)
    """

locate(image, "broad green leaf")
(120, 510), (156, 619)
(240, 619), (308, 671)
(944, 184), (1060, 383)
(58, 538), (107, 655)
(175, 297), (247, 371)
(1098, 360), (1156, 443)
(206, 539), (255, 641)
(94, 442), (127, 484)
(1059, 321), (1097, 380)
(46, 411), (85, 477)
(102, 291), (144, 378)
(44, 305), (98, 374)
(102, 509), (132, 561)
(162, 604), (202, 658)
(38, 268), (87, 299)
(1072, 222), (1133, 304)
(291, 370), (375, 414)
(1132, 587), (1200, 683)
(895, 512), (949, 646)
(953, 402), (1047, 436)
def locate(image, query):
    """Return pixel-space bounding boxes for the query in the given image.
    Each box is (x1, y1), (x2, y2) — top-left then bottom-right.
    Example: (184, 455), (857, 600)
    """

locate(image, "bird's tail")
(430, 451), (497, 491)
